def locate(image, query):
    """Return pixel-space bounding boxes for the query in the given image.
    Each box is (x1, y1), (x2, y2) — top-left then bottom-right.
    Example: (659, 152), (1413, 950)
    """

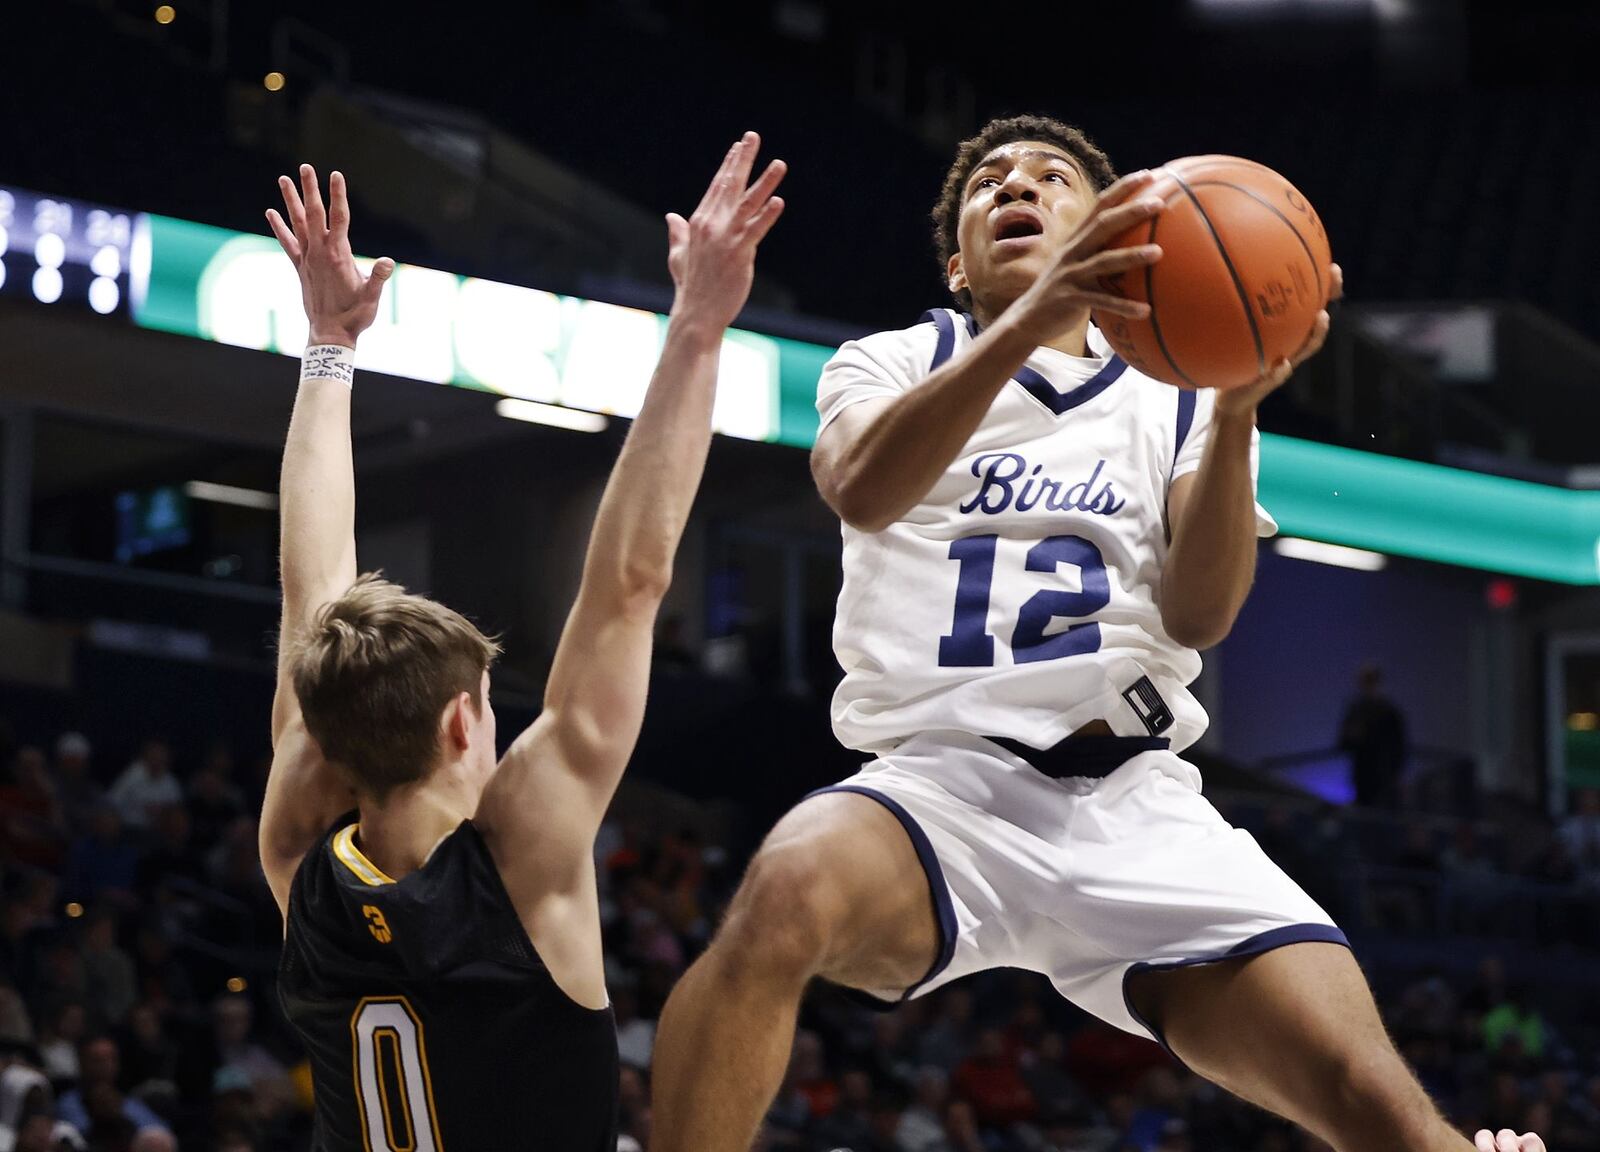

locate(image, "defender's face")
(950, 140), (1099, 312)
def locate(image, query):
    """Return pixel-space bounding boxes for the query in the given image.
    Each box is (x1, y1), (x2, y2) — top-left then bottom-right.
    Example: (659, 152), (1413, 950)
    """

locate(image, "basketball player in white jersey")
(651, 116), (1542, 1152)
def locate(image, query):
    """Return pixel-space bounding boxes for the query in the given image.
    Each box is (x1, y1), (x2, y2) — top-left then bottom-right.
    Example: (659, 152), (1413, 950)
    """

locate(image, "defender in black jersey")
(257, 141), (786, 1151)
(279, 817), (618, 1150)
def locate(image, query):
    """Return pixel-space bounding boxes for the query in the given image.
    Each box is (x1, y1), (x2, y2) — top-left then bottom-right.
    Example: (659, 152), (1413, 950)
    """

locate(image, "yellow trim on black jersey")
(333, 824), (396, 886)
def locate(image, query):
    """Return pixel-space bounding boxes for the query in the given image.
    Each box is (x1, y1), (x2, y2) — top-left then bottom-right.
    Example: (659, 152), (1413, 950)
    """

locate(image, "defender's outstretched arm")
(259, 166), (395, 914)
(478, 134), (785, 865)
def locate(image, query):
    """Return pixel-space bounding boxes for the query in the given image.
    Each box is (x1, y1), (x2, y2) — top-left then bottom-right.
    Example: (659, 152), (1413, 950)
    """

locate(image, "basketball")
(1091, 155), (1333, 391)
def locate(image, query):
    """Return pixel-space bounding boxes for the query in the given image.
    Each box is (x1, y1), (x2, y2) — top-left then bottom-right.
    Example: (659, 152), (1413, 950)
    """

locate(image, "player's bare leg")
(651, 792), (942, 1152)
(1126, 943), (1543, 1152)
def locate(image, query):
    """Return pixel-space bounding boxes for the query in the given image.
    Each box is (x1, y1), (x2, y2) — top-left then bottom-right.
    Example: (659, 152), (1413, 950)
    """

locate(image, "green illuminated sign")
(135, 214), (825, 448)
(1258, 436), (1600, 584)
(18, 188), (1592, 584)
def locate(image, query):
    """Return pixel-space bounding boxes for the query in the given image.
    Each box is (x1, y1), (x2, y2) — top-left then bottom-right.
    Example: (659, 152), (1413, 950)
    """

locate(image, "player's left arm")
(258, 166), (395, 917)
(1162, 265), (1341, 649)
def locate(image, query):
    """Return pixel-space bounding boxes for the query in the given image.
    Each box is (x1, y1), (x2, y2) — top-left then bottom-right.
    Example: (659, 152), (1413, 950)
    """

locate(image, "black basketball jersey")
(279, 814), (618, 1152)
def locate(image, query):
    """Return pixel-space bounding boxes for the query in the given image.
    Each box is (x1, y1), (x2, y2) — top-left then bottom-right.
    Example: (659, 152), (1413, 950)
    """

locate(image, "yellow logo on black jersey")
(363, 904), (393, 944)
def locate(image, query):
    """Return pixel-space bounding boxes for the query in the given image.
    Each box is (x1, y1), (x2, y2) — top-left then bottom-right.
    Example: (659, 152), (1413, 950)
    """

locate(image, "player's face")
(949, 141), (1099, 314)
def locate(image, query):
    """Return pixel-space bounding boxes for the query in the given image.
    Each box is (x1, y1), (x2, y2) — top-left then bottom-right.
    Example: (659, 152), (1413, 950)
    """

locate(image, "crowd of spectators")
(1226, 790), (1600, 951)
(1, 726), (290, 1151)
(5, 716), (1600, 1152)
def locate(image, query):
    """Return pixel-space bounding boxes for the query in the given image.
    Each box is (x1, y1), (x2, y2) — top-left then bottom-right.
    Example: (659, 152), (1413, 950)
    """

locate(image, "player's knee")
(718, 845), (845, 977)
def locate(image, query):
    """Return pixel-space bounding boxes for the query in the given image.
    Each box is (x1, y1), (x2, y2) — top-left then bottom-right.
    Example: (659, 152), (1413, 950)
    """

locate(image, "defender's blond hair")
(289, 574), (501, 800)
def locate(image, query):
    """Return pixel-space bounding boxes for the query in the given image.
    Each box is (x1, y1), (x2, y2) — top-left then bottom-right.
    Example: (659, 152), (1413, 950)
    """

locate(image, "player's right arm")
(474, 135), (784, 984)
(812, 173), (1162, 533)
(258, 167), (394, 917)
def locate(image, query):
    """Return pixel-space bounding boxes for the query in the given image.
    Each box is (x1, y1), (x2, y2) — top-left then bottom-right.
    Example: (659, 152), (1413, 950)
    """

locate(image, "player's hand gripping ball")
(1090, 156), (1333, 391)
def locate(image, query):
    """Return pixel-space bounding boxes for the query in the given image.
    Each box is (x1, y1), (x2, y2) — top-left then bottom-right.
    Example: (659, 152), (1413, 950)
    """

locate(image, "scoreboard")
(0, 186), (144, 318)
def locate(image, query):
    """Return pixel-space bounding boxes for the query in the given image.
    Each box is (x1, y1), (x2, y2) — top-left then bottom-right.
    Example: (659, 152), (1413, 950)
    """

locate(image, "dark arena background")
(4, 1), (1600, 1149)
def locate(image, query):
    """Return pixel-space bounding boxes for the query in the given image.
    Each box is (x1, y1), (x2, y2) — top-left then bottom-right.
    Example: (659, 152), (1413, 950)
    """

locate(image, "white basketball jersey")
(819, 310), (1276, 755)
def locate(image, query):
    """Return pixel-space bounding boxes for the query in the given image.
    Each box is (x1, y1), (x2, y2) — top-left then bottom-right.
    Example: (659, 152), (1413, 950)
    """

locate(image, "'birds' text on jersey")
(818, 310), (1276, 755)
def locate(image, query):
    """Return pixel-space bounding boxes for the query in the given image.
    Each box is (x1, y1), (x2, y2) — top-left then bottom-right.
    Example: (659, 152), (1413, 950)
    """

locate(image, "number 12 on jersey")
(938, 533), (1109, 667)
(351, 997), (443, 1152)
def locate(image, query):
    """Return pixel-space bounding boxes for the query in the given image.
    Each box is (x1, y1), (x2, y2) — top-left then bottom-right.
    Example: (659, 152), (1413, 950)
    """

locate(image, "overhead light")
(263, 71), (286, 92)
(154, 4), (176, 24)
(494, 398), (608, 433)
(183, 480), (278, 510)
(1273, 536), (1387, 571)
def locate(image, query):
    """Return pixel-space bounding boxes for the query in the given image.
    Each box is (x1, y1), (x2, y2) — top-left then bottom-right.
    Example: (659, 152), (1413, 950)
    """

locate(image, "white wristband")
(302, 343), (356, 388)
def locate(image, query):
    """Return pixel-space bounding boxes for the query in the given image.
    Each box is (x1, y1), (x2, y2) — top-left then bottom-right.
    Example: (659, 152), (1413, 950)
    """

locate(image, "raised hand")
(1008, 170), (1165, 346)
(266, 165), (395, 348)
(665, 132), (787, 335)
(1476, 1129), (1547, 1152)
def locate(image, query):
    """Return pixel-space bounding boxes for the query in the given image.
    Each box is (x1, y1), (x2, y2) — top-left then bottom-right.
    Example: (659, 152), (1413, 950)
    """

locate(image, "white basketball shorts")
(809, 730), (1347, 1050)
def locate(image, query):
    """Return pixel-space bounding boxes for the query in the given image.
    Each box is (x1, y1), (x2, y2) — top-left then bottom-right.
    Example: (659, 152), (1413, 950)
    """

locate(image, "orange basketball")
(1090, 155), (1333, 391)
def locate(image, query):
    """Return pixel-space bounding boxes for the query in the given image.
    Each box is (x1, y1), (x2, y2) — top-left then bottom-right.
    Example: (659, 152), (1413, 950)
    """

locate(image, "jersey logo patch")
(363, 904), (393, 944)
(960, 454), (1126, 517)
(1122, 676), (1174, 736)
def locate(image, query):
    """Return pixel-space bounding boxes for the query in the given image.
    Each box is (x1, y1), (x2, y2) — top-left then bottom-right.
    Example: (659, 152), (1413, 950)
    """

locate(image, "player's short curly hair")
(931, 114), (1118, 310)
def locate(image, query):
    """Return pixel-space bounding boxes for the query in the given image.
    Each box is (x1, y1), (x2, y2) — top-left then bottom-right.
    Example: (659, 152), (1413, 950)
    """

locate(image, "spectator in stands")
(135, 806), (201, 894)
(0, 989), (50, 1138)
(791, 1029), (838, 1121)
(1022, 1031), (1091, 1124)
(1062, 1022), (1168, 1100)
(617, 1063), (651, 1147)
(1482, 987), (1547, 1063)
(861, 1012), (919, 1090)
(184, 749), (242, 857)
(34, 942), (87, 1026)
(115, 1004), (175, 1100)
(896, 1066), (952, 1152)
(1376, 825), (1443, 932)
(55, 1035), (170, 1142)
(951, 1027), (1035, 1128)
(106, 742), (180, 833)
(1338, 663), (1407, 808)
(614, 982), (656, 1071)
(1560, 787), (1600, 888)
(65, 810), (136, 906)
(36, 1001), (85, 1086)
(915, 988), (974, 1073)
(762, 1037), (815, 1149)
(207, 995), (293, 1122)
(811, 1067), (874, 1149)
(211, 1065), (262, 1148)
(1, 747), (66, 872)
(1123, 1067), (1191, 1152)
(11, 1112), (62, 1152)
(201, 818), (278, 947)
(129, 924), (193, 1014)
(941, 1098), (985, 1152)
(52, 735), (103, 836)
(78, 910), (135, 1032)
(79, 1079), (138, 1149)
(1441, 823), (1501, 932)
(129, 1128), (176, 1152)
